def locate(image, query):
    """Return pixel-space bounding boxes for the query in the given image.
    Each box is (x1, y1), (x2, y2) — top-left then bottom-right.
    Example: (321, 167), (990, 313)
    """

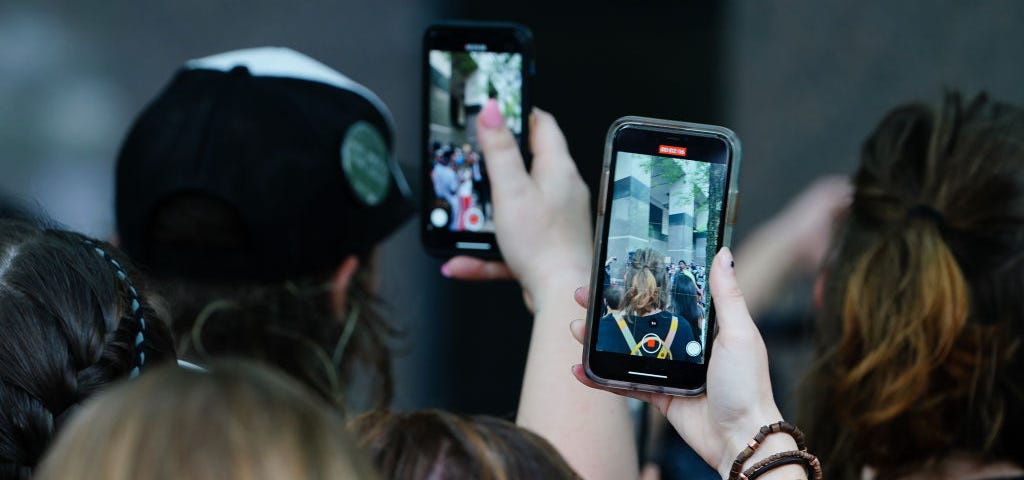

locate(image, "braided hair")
(0, 220), (176, 479)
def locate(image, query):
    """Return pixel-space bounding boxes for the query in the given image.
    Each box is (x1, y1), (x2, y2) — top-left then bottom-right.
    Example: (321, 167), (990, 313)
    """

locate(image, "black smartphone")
(421, 22), (534, 259)
(584, 117), (741, 395)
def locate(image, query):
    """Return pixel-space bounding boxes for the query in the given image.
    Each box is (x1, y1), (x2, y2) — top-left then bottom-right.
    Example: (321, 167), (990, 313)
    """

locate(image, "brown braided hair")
(0, 220), (176, 479)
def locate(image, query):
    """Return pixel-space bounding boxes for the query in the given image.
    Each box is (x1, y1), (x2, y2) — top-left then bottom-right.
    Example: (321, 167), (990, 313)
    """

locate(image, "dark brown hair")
(144, 195), (397, 412)
(35, 360), (376, 480)
(0, 220), (176, 479)
(351, 409), (579, 480)
(800, 93), (1024, 479)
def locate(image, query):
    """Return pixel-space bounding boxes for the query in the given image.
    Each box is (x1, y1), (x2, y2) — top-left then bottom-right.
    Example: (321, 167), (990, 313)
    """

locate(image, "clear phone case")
(583, 116), (741, 396)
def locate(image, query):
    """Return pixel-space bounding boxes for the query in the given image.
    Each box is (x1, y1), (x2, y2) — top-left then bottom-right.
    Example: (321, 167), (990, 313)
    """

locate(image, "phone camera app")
(427, 49), (523, 235)
(595, 149), (727, 365)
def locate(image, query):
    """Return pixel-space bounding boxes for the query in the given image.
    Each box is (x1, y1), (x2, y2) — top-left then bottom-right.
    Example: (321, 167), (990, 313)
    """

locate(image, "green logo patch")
(341, 121), (391, 206)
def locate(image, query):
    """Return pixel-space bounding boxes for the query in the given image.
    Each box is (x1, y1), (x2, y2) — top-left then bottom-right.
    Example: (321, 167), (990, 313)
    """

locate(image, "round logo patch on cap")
(341, 121), (391, 206)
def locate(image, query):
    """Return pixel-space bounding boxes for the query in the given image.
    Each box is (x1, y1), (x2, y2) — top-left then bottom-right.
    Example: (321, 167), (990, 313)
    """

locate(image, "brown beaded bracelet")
(744, 450), (822, 479)
(727, 421), (821, 480)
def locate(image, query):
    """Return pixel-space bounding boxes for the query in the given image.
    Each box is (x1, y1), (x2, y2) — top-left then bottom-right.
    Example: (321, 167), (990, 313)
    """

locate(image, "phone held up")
(421, 22), (534, 259)
(584, 117), (741, 396)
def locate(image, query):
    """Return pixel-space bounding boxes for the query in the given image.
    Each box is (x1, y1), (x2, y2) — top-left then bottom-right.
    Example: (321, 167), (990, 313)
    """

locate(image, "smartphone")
(421, 21), (533, 259)
(584, 117), (741, 395)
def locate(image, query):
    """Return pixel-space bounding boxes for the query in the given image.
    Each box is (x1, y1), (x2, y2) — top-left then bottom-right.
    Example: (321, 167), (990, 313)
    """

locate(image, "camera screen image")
(426, 49), (523, 234)
(596, 151), (728, 364)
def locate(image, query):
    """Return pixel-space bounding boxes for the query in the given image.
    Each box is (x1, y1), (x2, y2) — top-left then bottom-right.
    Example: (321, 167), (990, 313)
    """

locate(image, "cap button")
(229, 65), (251, 76)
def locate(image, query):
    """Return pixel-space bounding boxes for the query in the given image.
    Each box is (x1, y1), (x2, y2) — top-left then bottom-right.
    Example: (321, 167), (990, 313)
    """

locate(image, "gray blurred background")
(2, 0), (1022, 416)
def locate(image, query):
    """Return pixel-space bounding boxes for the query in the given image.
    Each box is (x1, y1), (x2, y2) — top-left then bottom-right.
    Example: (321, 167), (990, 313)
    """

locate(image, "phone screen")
(596, 149), (727, 364)
(587, 121), (736, 393)
(426, 48), (522, 235)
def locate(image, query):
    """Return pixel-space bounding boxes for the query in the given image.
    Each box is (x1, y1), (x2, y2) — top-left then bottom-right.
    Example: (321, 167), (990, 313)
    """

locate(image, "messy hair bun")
(802, 93), (1024, 479)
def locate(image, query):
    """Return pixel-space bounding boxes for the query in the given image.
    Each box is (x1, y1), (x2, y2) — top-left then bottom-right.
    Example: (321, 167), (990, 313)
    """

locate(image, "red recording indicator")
(658, 145), (687, 157)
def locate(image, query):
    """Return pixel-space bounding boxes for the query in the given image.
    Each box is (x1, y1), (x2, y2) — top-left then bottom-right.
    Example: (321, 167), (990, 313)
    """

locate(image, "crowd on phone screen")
(1, 43), (1022, 480)
(430, 141), (490, 231)
(597, 249), (704, 362)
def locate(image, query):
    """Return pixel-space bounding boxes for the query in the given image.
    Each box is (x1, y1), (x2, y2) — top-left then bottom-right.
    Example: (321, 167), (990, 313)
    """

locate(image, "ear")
(330, 255), (360, 317)
(109, 233), (121, 247)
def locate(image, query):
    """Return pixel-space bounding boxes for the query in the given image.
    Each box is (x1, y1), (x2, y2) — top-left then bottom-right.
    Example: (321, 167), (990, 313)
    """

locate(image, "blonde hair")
(35, 360), (376, 480)
(621, 248), (667, 316)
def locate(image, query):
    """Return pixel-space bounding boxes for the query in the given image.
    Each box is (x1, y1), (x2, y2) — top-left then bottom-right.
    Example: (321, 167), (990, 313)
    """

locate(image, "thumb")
(709, 247), (755, 332)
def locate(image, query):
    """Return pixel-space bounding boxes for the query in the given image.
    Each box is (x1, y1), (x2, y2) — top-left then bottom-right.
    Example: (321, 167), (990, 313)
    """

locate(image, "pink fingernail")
(441, 263), (452, 278)
(480, 98), (504, 129)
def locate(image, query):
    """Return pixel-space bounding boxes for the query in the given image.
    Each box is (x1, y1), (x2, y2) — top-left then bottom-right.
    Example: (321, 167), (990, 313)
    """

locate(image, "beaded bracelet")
(744, 450), (822, 479)
(727, 421), (822, 480)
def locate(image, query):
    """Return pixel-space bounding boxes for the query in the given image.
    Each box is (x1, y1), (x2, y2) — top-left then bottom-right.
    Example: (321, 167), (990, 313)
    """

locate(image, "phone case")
(583, 116), (742, 396)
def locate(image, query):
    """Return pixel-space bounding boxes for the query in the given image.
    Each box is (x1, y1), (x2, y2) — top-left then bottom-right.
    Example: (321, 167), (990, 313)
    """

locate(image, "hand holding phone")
(421, 22), (534, 259)
(584, 117), (741, 395)
(573, 249), (793, 478)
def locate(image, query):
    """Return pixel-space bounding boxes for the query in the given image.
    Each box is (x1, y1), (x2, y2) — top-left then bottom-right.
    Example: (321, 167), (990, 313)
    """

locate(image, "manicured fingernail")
(480, 98), (503, 129)
(720, 247), (734, 269)
(441, 263), (452, 278)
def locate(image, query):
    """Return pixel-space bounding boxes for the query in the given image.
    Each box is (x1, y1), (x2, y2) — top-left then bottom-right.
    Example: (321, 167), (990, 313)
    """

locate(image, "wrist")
(718, 417), (811, 480)
(717, 409), (786, 477)
(524, 265), (591, 312)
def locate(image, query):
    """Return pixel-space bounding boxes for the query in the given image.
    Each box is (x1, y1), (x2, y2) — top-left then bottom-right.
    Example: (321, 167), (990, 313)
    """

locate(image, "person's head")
(803, 93), (1024, 478)
(678, 260), (687, 270)
(621, 247), (667, 316)
(351, 409), (578, 480)
(114, 47), (413, 411)
(35, 360), (375, 480)
(670, 273), (702, 324)
(603, 285), (625, 312)
(0, 219), (176, 479)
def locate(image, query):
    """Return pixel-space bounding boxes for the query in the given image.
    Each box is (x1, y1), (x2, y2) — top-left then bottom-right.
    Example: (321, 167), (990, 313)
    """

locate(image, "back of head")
(35, 360), (375, 480)
(603, 285), (625, 311)
(144, 195), (396, 410)
(0, 220), (176, 479)
(351, 409), (578, 480)
(622, 247), (667, 316)
(116, 47), (413, 281)
(670, 273), (702, 324)
(114, 47), (414, 410)
(802, 93), (1024, 478)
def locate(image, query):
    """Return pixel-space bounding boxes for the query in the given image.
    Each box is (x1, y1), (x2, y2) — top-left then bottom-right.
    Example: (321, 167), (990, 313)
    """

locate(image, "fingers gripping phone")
(421, 22), (534, 259)
(584, 117), (741, 396)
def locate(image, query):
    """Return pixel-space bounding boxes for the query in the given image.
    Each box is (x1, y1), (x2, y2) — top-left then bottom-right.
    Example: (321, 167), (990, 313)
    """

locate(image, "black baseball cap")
(116, 47), (413, 281)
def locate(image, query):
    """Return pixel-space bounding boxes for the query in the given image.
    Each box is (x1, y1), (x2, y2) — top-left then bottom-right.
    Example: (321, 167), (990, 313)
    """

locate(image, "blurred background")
(2, 0), (1023, 417)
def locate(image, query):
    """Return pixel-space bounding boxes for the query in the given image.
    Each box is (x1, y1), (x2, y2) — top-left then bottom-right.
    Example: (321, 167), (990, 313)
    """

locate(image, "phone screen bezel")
(420, 22), (533, 259)
(585, 121), (735, 394)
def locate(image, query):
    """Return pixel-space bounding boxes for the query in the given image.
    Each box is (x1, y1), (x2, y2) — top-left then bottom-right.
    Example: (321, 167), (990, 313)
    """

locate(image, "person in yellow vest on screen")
(595, 248), (699, 361)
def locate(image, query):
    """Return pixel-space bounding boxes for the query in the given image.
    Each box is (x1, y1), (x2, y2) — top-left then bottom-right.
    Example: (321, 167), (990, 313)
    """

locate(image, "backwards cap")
(116, 47), (413, 281)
